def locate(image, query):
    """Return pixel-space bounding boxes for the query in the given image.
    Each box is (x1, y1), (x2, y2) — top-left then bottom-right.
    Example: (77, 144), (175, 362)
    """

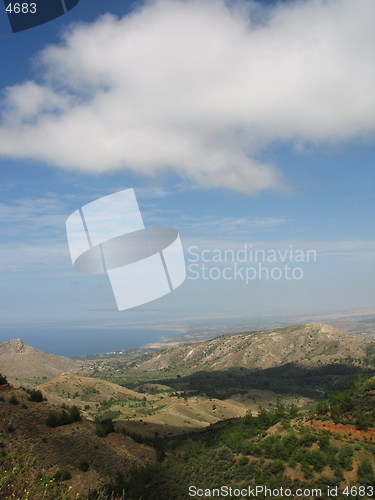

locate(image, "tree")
(357, 458), (375, 486)
(95, 418), (115, 437)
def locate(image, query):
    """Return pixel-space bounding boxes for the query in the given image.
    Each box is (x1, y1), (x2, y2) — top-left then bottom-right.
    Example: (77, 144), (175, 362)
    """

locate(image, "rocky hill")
(0, 339), (83, 379)
(125, 323), (374, 373)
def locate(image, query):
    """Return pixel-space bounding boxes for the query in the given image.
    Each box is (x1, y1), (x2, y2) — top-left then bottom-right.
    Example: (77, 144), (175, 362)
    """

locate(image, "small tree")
(95, 418), (115, 437)
(357, 458), (375, 486)
(46, 411), (60, 427)
(27, 389), (44, 402)
(69, 405), (81, 423)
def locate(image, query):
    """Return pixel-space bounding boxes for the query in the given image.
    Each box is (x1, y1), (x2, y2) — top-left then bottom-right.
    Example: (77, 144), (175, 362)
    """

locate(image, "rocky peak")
(3, 338), (29, 353)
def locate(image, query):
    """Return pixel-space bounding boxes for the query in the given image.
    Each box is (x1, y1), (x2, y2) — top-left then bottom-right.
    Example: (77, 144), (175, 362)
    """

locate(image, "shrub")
(27, 389), (45, 402)
(46, 411), (61, 428)
(299, 432), (317, 448)
(337, 445), (353, 471)
(269, 459), (285, 474)
(355, 411), (372, 430)
(46, 405), (81, 427)
(68, 405), (81, 422)
(9, 395), (19, 405)
(0, 373), (8, 385)
(95, 418), (115, 437)
(357, 458), (374, 486)
(54, 469), (72, 481)
(79, 461), (90, 472)
(306, 450), (326, 473)
(315, 399), (329, 416)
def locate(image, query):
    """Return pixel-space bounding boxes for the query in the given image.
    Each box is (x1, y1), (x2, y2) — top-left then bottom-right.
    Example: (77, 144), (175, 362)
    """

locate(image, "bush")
(299, 432), (317, 448)
(54, 469), (72, 481)
(337, 445), (353, 471)
(0, 373), (8, 385)
(79, 461), (90, 472)
(46, 405), (81, 427)
(315, 399), (329, 416)
(27, 389), (45, 402)
(68, 405), (81, 422)
(9, 395), (19, 405)
(46, 411), (61, 428)
(355, 411), (372, 430)
(95, 418), (115, 437)
(357, 458), (374, 486)
(269, 459), (285, 474)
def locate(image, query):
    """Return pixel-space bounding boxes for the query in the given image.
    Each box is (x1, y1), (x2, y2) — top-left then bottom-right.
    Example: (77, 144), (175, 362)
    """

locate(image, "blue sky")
(0, 0), (374, 354)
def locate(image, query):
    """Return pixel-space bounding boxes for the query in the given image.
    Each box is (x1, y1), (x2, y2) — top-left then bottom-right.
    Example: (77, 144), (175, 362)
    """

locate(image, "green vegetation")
(89, 396), (162, 422)
(95, 417), (115, 437)
(114, 382), (374, 500)
(357, 458), (375, 486)
(9, 394), (19, 405)
(54, 469), (72, 481)
(46, 405), (81, 427)
(91, 363), (375, 402)
(313, 375), (375, 429)
(26, 388), (45, 402)
(0, 452), (72, 499)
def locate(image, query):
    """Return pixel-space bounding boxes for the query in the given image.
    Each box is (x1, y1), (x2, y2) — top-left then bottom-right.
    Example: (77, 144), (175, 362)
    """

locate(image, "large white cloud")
(1, 0), (374, 193)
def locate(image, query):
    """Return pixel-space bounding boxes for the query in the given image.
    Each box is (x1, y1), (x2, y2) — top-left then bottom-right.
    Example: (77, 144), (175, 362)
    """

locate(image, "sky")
(0, 0), (374, 355)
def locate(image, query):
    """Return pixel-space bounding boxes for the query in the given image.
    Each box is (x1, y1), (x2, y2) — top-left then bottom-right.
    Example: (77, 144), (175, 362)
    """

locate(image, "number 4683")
(6, 3), (37, 14)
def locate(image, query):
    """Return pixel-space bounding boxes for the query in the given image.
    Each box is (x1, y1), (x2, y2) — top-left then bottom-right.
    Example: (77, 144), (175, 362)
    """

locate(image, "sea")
(0, 324), (179, 357)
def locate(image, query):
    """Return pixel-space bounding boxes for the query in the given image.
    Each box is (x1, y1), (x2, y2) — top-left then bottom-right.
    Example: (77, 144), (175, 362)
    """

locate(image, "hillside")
(0, 324), (374, 499)
(123, 377), (375, 500)
(123, 323), (374, 373)
(37, 375), (309, 435)
(0, 380), (155, 498)
(0, 339), (83, 380)
(39, 375), (144, 406)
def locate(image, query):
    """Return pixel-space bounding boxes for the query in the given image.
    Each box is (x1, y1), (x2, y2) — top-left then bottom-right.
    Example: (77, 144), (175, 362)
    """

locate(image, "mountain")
(0, 338), (83, 379)
(124, 323), (374, 373)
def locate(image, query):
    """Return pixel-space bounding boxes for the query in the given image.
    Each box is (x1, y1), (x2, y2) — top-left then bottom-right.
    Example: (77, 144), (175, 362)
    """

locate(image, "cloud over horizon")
(1, 0), (374, 193)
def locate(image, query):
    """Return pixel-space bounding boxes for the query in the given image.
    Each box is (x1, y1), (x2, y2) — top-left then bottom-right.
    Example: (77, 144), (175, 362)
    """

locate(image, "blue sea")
(0, 324), (178, 357)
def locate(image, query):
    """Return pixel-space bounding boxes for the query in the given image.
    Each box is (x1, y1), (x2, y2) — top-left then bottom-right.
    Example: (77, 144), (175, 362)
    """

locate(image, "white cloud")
(0, 0), (374, 193)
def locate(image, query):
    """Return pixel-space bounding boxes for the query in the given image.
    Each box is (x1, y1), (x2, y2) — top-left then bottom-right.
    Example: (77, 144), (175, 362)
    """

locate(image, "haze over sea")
(0, 325), (177, 357)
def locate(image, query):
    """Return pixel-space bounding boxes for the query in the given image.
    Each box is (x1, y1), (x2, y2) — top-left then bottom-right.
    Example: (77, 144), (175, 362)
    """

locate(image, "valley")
(0, 322), (374, 498)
